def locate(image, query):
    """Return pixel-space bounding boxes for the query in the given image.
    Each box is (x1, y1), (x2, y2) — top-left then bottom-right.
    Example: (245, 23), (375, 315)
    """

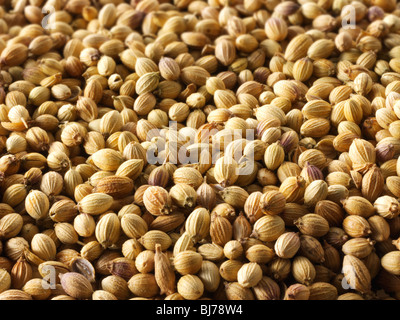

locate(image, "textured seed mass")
(0, 0), (400, 301)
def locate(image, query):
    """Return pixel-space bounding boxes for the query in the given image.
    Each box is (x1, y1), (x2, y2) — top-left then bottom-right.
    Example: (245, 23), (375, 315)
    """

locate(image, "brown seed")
(260, 190), (286, 216)
(342, 255), (371, 294)
(308, 282), (338, 300)
(294, 214), (329, 238)
(210, 215), (233, 247)
(284, 283), (310, 300)
(177, 274), (204, 300)
(0, 213), (23, 240)
(94, 176), (134, 199)
(251, 215), (285, 242)
(381, 251), (400, 276)
(341, 196), (375, 218)
(299, 235), (325, 264)
(292, 256), (316, 286)
(343, 216), (372, 238)
(173, 250), (203, 276)
(60, 272), (94, 300)
(154, 244), (175, 296)
(224, 282), (255, 300)
(342, 238), (375, 259)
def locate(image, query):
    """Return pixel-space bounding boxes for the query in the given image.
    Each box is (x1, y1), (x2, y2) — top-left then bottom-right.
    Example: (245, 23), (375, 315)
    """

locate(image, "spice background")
(0, 0), (400, 301)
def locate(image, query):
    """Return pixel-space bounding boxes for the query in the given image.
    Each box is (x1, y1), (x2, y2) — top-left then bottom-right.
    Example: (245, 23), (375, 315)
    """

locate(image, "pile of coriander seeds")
(1, 0), (400, 300)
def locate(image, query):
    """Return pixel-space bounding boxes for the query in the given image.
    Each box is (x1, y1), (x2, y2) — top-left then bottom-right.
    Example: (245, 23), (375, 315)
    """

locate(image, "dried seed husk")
(107, 257), (138, 281)
(368, 215), (390, 242)
(210, 215), (233, 247)
(299, 235), (325, 264)
(251, 215), (285, 242)
(264, 142), (285, 171)
(148, 213), (184, 233)
(197, 260), (220, 293)
(0, 213), (23, 240)
(121, 239), (142, 261)
(94, 176), (134, 199)
(50, 200), (78, 223)
(11, 257), (32, 290)
(4, 237), (29, 261)
(71, 258), (95, 283)
(223, 240), (244, 260)
(38, 261), (70, 284)
(285, 34), (313, 62)
(274, 232), (300, 259)
(100, 275), (130, 300)
(237, 262), (263, 288)
(322, 241), (342, 274)
(220, 259), (244, 282)
(116, 159), (144, 180)
(143, 186), (172, 216)
(381, 251), (400, 276)
(224, 282), (255, 300)
(243, 192), (264, 224)
(342, 238), (375, 259)
(267, 258), (291, 282)
(342, 255), (372, 294)
(154, 244), (175, 296)
(196, 179), (217, 211)
(40, 171), (64, 197)
(292, 256), (316, 286)
(92, 290), (118, 300)
(139, 230), (172, 251)
(260, 190), (286, 216)
(284, 283), (310, 300)
(374, 196), (400, 219)
(169, 183), (197, 209)
(219, 187), (248, 209)
(348, 139), (376, 174)
(78, 193), (113, 215)
(300, 118), (330, 138)
(25, 190), (49, 221)
(308, 282), (338, 300)
(279, 176), (306, 203)
(31, 233), (56, 261)
(95, 213), (121, 249)
(386, 176), (400, 199)
(21, 278), (50, 300)
(54, 222), (79, 245)
(314, 200), (345, 227)
(91, 149), (124, 171)
(173, 250), (203, 276)
(303, 180), (328, 208)
(341, 196), (375, 218)
(327, 184), (349, 205)
(294, 214), (329, 238)
(343, 215), (372, 238)
(177, 274), (204, 300)
(197, 243), (224, 262)
(214, 155), (239, 187)
(0, 268), (11, 294)
(128, 273), (160, 298)
(60, 272), (94, 300)
(185, 207), (211, 242)
(252, 276), (280, 300)
(245, 244), (275, 264)
(0, 289), (32, 300)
